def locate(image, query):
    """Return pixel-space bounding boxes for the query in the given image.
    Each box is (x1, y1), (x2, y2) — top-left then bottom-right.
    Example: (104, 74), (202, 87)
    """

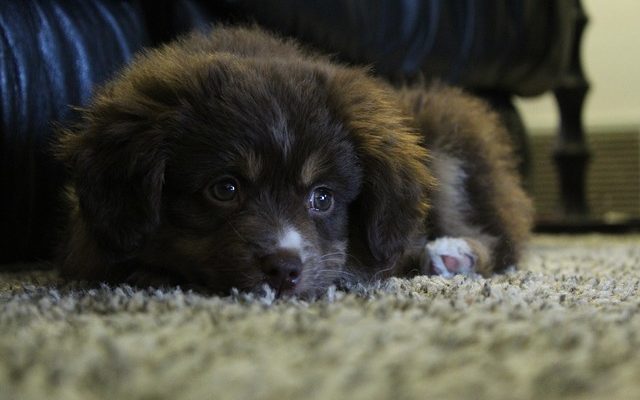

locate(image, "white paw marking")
(424, 237), (477, 278)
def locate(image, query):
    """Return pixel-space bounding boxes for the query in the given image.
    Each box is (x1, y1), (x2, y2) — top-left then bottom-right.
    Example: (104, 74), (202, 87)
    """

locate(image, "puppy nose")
(259, 250), (302, 292)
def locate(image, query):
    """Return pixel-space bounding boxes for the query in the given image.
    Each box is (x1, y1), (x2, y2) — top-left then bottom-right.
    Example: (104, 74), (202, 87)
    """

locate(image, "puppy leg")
(401, 85), (533, 276)
(421, 237), (490, 277)
(420, 151), (501, 277)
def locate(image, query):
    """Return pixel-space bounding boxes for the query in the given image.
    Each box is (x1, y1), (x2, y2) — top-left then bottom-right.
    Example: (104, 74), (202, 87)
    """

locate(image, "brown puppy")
(56, 26), (533, 297)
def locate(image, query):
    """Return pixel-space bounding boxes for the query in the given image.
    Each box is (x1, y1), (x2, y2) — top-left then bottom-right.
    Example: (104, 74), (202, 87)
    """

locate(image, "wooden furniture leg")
(552, 0), (590, 218)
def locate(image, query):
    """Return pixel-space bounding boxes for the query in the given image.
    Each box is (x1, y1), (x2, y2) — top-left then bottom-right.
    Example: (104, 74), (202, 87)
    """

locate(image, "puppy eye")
(309, 187), (333, 212)
(209, 178), (239, 202)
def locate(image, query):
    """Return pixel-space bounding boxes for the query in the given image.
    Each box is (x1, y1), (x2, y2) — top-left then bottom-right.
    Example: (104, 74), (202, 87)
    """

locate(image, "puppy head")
(58, 47), (433, 296)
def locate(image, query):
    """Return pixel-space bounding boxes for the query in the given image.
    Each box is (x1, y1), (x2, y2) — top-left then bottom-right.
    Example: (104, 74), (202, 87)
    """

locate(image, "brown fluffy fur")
(56, 26), (532, 296)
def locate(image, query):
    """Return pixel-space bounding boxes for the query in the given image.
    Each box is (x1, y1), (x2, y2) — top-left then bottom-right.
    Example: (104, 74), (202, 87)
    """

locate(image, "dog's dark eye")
(209, 178), (239, 202)
(309, 187), (333, 212)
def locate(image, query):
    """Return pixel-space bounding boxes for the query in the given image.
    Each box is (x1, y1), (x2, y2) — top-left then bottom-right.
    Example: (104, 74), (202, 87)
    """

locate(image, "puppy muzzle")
(258, 249), (302, 295)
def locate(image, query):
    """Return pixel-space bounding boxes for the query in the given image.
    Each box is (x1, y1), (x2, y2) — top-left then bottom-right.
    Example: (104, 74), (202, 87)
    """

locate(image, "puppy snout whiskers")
(259, 250), (302, 294)
(226, 219), (249, 244)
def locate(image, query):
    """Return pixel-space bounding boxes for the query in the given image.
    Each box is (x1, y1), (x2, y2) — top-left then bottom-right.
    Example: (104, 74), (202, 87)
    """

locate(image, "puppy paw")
(422, 237), (488, 278)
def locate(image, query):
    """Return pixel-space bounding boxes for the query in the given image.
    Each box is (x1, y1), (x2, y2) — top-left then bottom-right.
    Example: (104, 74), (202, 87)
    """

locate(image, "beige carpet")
(1, 234), (640, 400)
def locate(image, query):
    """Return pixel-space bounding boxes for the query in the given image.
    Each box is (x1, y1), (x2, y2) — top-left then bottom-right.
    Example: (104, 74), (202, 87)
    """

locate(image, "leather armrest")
(0, 0), (149, 262)
(210, 0), (574, 96)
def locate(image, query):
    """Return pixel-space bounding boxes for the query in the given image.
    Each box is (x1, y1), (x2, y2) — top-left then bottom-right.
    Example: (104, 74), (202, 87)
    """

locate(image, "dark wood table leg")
(552, 0), (590, 219)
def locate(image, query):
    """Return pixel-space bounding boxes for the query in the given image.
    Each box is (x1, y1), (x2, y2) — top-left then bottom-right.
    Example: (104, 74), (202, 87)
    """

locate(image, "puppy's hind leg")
(420, 152), (499, 277)
(403, 85), (533, 278)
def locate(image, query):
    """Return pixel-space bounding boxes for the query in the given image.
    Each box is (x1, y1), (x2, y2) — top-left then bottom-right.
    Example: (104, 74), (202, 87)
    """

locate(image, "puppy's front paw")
(422, 237), (487, 278)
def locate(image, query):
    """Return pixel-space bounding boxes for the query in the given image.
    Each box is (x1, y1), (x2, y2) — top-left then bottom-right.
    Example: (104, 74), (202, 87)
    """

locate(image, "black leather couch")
(0, 0), (589, 264)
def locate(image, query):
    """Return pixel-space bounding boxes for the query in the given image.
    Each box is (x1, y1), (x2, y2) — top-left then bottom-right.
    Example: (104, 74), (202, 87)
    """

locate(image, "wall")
(515, 0), (640, 133)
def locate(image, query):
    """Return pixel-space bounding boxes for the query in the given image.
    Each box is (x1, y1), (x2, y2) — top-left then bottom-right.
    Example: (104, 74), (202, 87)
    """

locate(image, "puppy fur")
(56, 26), (533, 297)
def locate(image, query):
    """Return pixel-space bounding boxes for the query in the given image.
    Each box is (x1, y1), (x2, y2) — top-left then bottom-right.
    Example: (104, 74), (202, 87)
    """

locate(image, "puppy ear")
(56, 88), (170, 258)
(327, 70), (435, 267)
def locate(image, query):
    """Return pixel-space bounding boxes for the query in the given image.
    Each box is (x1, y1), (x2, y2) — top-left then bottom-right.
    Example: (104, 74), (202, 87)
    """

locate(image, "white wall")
(515, 0), (640, 133)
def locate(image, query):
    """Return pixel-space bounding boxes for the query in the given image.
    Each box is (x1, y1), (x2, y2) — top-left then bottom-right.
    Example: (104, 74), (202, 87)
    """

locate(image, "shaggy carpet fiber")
(1, 234), (640, 400)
